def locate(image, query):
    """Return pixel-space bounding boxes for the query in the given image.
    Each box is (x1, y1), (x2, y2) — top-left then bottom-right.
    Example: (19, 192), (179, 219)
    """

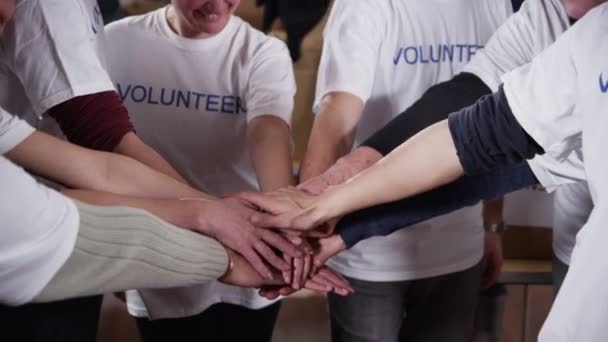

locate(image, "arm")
(48, 92), (188, 183)
(6, 130), (206, 199)
(336, 163), (534, 248)
(299, 92), (365, 181)
(248, 115), (295, 191)
(242, 86), (546, 230)
(362, 72), (492, 155)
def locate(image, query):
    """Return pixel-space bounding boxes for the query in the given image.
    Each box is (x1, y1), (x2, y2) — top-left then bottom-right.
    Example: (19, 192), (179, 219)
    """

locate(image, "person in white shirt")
(297, 0), (513, 341)
(0, 1), (307, 340)
(0, 106), (335, 307)
(102, 0), (311, 340)
(239, 5), (608, 340)
(271, 2), (603, 339)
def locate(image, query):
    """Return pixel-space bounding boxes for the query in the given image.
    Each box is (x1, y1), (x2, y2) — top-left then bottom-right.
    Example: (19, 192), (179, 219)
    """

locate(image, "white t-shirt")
(552, 181), (592, 265)
(314, 0), (512, 281)
(0, 108), (79, 305)
(464, 0), (592, 264)
(501, 6), (608, 340)
(0, 0), (114, 131)
(104, 8), (295, 318)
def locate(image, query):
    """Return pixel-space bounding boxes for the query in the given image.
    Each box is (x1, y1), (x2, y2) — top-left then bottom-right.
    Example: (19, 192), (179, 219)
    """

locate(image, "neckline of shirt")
(155, 6), (238, 51)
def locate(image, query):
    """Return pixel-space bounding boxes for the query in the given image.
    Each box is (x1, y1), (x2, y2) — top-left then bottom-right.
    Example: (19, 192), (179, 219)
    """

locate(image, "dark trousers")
(0, 295), (103, 342)
(136, 302), (282, 342)
(328, 263), (482, 342)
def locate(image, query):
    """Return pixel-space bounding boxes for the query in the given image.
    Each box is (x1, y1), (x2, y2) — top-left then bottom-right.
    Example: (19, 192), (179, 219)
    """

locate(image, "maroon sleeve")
(47, 91), (135, 151)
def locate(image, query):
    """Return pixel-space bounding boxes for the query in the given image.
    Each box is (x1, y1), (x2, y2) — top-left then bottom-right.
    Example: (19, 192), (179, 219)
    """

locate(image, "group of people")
(0, 0), (605, 342)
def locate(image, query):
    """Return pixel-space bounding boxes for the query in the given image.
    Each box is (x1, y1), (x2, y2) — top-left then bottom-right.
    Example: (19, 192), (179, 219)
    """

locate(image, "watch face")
(485, 222), (506, 233)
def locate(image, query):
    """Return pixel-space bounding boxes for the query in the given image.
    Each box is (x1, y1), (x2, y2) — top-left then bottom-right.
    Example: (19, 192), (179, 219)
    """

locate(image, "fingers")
(316, 268), (354, 294)
(282, 255), (292, 284)
(259, 287), (281, 300)
(241, 247), (274, 280)
(253, 239), (290, 271)
(236, 192), (283, 215)
(303, 279), (332, 293)
(257, 229), (303, 258)
(292, 256), (304, 289)
(302, 254), (312, 288)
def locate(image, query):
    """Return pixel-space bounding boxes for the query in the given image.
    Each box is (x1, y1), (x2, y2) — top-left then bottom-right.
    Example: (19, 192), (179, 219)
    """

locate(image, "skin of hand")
(258, 267), (355, 300)
(219, 249), (285, 288)
(298, 146), (383, 196)
(236, 187), (330, 233)
(182, 197), (305, 280)
(113, 131), (189, 184)
(481, 231), (504, 289)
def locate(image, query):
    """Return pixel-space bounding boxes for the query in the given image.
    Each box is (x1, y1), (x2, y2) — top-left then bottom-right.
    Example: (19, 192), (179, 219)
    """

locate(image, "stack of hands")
(186, 149), (380, 299)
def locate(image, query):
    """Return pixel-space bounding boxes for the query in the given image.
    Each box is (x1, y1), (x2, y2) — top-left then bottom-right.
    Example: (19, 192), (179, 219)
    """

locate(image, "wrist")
(180, 198), (213, 235)
(219, 248), (235, 282)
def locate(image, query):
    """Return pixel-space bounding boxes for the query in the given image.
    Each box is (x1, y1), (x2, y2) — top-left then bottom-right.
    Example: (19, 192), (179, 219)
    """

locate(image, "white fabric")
(314, 0), (512, 281)
(463, 0), (585, 191)
(0, 156), (79, 305)
(552, 181), (593, 265)
(104, 8), (295, 318)
(463, 0), (592, 270)
(0, 0), (115, 130)
(501, 6), (608, 340)
(0, 107), (35, 154)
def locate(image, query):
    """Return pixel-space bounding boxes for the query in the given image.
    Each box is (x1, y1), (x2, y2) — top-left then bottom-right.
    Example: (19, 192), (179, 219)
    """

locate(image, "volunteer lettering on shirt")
(599, 72), (608, 93)
(393, 44), (482, 65)
(116, 83), (247, 115)
(314, 0), (512, 282)
(104, 7), (295, 318)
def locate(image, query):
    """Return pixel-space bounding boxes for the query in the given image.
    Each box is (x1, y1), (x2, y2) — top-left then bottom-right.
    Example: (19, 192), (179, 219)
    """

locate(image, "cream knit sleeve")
(33, 201), (229, 302)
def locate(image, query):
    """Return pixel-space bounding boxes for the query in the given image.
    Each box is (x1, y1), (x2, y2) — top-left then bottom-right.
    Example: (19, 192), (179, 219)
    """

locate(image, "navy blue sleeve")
(338, 162), (538, 248)
(362, 72), (491, 155)
(448, 86), (545, 175)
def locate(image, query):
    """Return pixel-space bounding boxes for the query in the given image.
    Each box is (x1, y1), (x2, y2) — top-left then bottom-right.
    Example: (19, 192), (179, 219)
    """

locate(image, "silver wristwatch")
(484, 221), (507, 234)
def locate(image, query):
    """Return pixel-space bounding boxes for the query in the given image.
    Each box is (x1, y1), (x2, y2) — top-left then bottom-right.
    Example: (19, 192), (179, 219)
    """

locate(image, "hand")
(237, 187), (336, 232)
(298, 146), (382, 195)
(311, 234), (347, 270)
(258, 267), (355, 300)
(481, 231), (503, 289)
(286, 237), (319, 290)
(219, 249), (285, 288)
(187, 197), (303, 279)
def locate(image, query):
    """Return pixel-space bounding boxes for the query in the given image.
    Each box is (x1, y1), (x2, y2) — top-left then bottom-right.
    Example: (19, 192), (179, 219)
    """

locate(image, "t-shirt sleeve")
(0, 107), (35, 154)
(246, 38), (296, 126)
(2, 0), (115, 116)
(463, 0), (550, 91)
(312, 0), (384, 113)
(502, 21), (581, 163)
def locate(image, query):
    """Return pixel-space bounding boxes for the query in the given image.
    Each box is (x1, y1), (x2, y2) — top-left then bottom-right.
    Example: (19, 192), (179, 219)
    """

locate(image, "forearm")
(113, 132), (188, 183)
(34, 201), (228, 303)
(323, 86), (545, 220)
(362, 72), (491, 155)
(337, 162), (536, 247)
(64, 189), (208, 231)
(248, 116), (295, 191)
(299, 92), (364, 181)
(322, 120), (464, 218)
(6, 131), (206, 199)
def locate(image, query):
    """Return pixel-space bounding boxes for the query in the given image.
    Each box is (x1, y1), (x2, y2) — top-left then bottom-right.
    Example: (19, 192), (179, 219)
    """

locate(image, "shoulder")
(231, 17), (291, 62)
(105, 7), (163, 38)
